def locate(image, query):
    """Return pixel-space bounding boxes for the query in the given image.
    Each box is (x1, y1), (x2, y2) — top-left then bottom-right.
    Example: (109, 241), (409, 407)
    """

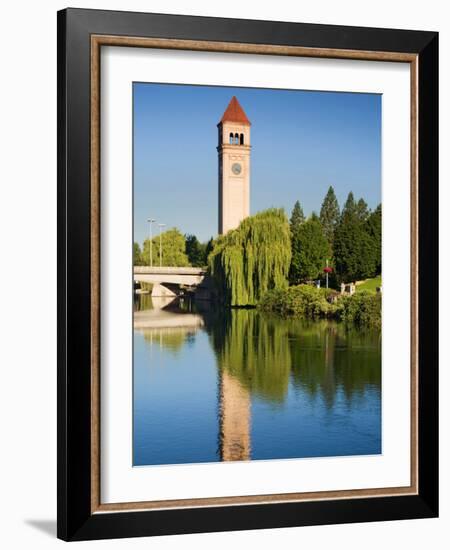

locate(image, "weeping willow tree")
(209, 208), (291, 306)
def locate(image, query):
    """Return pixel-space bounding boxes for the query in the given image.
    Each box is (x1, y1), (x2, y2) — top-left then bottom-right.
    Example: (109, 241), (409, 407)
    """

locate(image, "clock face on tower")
(231, 162), (242, 175)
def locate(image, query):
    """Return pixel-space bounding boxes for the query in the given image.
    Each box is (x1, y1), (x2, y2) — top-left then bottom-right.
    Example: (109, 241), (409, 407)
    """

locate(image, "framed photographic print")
(57, 8), (438, 541)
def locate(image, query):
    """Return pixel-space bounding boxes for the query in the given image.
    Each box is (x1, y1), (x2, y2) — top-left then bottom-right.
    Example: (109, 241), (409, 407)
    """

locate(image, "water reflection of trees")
(288, 320), (381, 408)
(140, 328), (195, 355)
(134, 293), (154, 311)
(136, 301), (381, 462)
(205, 309), (381, 407)
(136, 293), (381, 407)
(206, 309), (290, 402)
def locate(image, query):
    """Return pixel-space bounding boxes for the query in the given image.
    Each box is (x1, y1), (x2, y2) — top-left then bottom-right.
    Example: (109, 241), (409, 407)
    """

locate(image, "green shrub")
(337, 291), (381, 328)
(259, 285), (336, 319)
(259, 286), (381, 328)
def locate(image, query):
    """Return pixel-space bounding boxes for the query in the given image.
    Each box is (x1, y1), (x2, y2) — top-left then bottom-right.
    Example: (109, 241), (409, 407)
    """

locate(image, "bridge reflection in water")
(133, 294), (381, 466)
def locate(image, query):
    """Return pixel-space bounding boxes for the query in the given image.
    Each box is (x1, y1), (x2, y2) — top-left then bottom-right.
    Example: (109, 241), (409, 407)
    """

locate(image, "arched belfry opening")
(240, 133), (244, 145)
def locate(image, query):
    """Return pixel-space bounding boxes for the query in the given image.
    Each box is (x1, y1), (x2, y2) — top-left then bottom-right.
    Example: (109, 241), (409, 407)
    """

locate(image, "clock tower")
(217, 96), (251, 235)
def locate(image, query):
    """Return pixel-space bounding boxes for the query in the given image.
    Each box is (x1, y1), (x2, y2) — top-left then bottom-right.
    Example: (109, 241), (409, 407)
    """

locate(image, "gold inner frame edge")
(90, 34), (419, 514)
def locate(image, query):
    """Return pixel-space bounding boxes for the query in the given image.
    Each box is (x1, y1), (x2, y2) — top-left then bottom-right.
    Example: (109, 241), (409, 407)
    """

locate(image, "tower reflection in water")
(133, 295), (381, 465)
(219, 369), (251, 461)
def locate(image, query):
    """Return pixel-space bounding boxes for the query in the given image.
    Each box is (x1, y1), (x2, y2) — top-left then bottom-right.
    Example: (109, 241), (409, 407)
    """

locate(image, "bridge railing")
(133, 266), (207, 275)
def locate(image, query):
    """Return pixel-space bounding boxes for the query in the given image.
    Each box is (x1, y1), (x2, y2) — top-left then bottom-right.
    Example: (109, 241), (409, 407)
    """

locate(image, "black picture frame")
(57, 7), (438, 541)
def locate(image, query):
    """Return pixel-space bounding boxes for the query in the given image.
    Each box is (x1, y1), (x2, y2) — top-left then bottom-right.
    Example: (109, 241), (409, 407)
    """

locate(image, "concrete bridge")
(133, 266), (210, 298)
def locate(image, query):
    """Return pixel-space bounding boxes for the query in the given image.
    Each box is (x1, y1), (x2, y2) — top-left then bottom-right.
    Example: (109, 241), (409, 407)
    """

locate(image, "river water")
(133, 295), (381, 466)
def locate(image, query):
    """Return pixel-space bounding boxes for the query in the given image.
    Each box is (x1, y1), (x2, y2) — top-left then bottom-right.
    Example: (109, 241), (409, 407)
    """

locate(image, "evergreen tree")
(365, 204), (382, 274)
(185, 234), (206, 267)
(290, 200), (305, 231)
(334, 192), (377, 282)
(356, 198), (370, 222)
(319, 186), (340, 246)
(289, 201), (305, 284)
(290, 215), (331, 283)
(342, 191), (357, 219)
(204, 237), (214, 261)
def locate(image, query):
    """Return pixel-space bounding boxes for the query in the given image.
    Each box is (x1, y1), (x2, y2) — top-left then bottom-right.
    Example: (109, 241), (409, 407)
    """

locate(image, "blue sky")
(134, 83), (381, 245)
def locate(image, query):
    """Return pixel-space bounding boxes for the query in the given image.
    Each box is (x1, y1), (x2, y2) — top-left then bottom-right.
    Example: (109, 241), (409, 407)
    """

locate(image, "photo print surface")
(132, 83), (382, 467)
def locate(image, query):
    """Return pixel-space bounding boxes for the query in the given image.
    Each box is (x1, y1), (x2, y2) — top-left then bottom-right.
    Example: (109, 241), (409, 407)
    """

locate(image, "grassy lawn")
(356, 275), (382, 293)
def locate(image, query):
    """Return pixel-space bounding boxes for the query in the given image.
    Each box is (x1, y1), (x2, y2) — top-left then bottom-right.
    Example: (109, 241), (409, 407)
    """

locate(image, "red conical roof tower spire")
(219, 96), (251, 126)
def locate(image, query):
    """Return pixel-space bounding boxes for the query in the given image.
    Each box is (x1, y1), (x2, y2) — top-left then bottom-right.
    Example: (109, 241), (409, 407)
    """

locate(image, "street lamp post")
(158, 223), (166, 267)
(147, 218), (156, 267)
(323, 259), (333, 289)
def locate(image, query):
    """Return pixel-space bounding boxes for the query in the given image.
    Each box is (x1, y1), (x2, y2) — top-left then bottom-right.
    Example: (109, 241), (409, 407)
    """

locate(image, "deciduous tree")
(133, 242), (143, 266)
(185, 234), (206, 267)
(142, 228), (190, 267)
(209, 209), (291, 306)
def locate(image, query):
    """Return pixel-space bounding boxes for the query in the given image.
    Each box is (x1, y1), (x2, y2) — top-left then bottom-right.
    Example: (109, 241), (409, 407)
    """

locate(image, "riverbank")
(258, 284), (381, 328)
